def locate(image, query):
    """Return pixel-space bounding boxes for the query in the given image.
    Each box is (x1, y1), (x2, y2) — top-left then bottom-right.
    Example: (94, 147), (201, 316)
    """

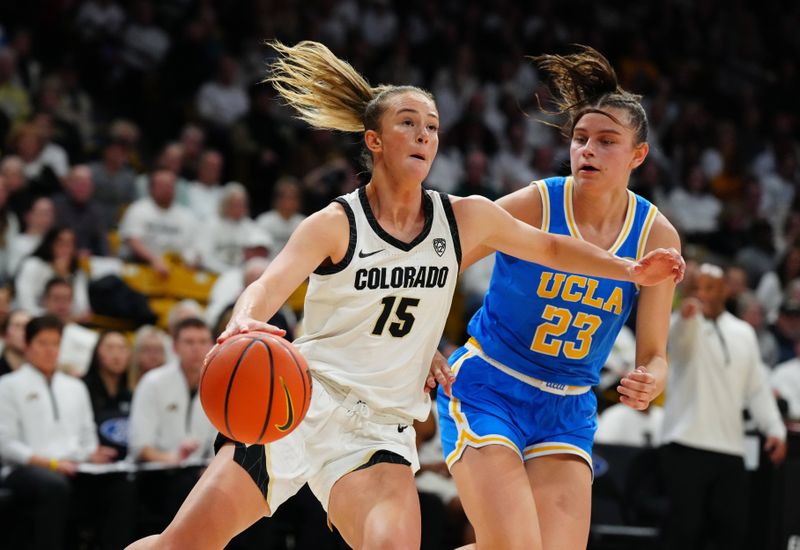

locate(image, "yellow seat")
(167, 264), (217, 302)
(121, 263), (169, 296)
(148, 297), (178, 330)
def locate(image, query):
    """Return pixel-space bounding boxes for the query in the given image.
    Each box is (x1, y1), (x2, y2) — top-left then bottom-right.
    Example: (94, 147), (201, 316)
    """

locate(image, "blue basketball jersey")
(467, 176), (658, 386)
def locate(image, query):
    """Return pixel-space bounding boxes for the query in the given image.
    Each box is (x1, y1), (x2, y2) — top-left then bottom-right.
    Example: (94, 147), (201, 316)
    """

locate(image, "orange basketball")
(200, 332), (312, 445)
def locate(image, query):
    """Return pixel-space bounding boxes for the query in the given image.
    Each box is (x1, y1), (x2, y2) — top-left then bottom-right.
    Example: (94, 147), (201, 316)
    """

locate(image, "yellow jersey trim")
(636, 204), (659, 260)
(564, 177), (636, 254)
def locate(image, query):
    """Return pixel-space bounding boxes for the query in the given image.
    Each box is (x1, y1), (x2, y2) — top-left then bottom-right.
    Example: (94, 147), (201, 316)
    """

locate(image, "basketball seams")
(224, 338), (261, 441)
(202, 332), (311, 444)
(255, 339), (276, 443)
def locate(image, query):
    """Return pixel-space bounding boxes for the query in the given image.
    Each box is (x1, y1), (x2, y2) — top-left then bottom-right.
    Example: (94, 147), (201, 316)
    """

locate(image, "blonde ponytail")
(267, 40), (386, 133)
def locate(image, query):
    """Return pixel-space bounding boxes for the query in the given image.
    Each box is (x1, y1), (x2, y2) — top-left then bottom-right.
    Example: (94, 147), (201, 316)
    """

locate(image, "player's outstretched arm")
(219, 203), (349, 342)
(620, 214), (681, 410)
(452, 195), (685, 286)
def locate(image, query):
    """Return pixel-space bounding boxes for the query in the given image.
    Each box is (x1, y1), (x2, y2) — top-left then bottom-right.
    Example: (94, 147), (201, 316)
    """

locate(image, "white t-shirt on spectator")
(665, 188), (722, 234)
(14, 256), (91, 318)
(118, 197), (197, 262)
(196, 82), (249, 127)
(197, 217), (261, 274)
(255, 210), (305, 256)
(186, 183), (224, 223)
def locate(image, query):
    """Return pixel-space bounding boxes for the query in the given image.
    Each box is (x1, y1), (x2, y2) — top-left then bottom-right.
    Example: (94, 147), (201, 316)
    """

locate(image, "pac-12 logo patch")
(433, 238), (446, 257)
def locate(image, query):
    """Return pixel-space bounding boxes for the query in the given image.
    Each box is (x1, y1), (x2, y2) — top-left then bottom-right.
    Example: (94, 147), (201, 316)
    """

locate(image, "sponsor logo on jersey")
(358, 249), (384, 258)
(354, 266), (450, 290)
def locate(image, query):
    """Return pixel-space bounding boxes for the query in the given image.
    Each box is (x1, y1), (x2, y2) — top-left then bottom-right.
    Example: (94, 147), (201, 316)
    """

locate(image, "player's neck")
(365, 179), (425, 237)
(571, 183), (629, 233)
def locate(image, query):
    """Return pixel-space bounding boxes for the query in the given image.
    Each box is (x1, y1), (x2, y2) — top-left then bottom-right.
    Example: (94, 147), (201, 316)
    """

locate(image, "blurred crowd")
(0, 0), (798, 548)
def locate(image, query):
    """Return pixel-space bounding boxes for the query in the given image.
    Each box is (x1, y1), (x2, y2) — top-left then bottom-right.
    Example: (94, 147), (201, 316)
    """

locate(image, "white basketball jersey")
(294, 186), (461, 422)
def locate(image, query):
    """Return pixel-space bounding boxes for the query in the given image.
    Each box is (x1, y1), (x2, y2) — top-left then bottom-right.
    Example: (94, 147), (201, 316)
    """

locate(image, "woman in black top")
(83, 331), (133, 458)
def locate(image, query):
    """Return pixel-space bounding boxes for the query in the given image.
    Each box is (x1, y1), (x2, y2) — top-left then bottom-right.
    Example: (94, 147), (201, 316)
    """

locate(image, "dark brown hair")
(532, 45), (648, 144)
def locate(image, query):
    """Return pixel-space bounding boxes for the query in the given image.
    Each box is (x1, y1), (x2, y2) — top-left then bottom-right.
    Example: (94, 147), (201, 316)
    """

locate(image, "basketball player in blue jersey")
(126, 42), (682, 550)
(436, 46), (683, 550)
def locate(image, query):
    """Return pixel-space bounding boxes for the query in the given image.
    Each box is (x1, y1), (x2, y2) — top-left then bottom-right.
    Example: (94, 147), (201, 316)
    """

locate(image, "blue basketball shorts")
(437, 344), (597, 470)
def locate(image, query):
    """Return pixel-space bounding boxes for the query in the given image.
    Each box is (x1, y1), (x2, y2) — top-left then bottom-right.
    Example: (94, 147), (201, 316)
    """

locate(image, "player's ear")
(630, 142), (649, 170)
(365, 130), (382, 153)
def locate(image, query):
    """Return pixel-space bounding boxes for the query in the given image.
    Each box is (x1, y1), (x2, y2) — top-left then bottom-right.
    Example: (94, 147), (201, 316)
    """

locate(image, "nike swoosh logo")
(397, 425), (409, 433)
(358, 249), (384, 258)
(275, 377), (295, 432)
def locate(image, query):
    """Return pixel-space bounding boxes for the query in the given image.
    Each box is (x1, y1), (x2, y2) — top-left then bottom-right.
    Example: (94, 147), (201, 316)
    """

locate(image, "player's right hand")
(206, 316), (287, 368)
(217, 315), (286, 344)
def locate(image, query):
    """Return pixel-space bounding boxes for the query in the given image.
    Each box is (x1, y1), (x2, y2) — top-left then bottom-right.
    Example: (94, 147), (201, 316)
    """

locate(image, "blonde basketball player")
(126, 41), (683, 550)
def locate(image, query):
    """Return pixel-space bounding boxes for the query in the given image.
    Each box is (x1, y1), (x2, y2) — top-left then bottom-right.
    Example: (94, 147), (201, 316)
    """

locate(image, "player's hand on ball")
(217, 314), (286, 343)
(630, 248), (685, 286)
(618, 366), (657, 411)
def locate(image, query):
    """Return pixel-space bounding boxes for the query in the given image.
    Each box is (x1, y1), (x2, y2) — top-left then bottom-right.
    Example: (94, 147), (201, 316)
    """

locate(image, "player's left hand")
(764, 436), (787, 465)
(630, 247), (685, 286)
(618, 366), (658, 410)
(425, 350), (455, 397)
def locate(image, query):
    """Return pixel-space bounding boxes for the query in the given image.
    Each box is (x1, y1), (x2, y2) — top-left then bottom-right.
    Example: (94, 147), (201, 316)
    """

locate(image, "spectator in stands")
(0, 309), (32, 376)
(767, 299), (800, 364)
(0, 315), (135, 550)
(134, 142), (190, 203)
(490, 120), (536, 194)
(0, 173), (20, 279)
(75, 0), (126, 44)
(196, 55), (249, 129)
(0, 47), (32, 125)
(197, 182), (262, 273)
(29, 112), (71, 181)
(661, 263), (787, 550)
(0, 282), (13, 332)
(7, 122), (61, 196)
(128, 318), (216, 528)
(177, 123), (205, 181)
(595, 403), (664, 447)
(15, 227), (90, 320)
(735, 219), (777, 288)
(204, 236), (271, 327)
(89, 137), (137, 229)
(83, 331), (133, 458)
(165, 299), (204, 336)
(1, 155), (34, 222)
(118, 169), (197, 275)
(42, 276), (98, 376)
(52, 164), (110, 258)
(8, 195), (55, 275)
(756, 242), (800, 323)
(665, 165), (722, 247)
(453, 149), (499, 200)
(738, 292), (780, 367)
(186, 149), (225, 221)
(208, 257), (296, 341)
(128, 324), (168, 389)
(255, 177), (304, 256)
